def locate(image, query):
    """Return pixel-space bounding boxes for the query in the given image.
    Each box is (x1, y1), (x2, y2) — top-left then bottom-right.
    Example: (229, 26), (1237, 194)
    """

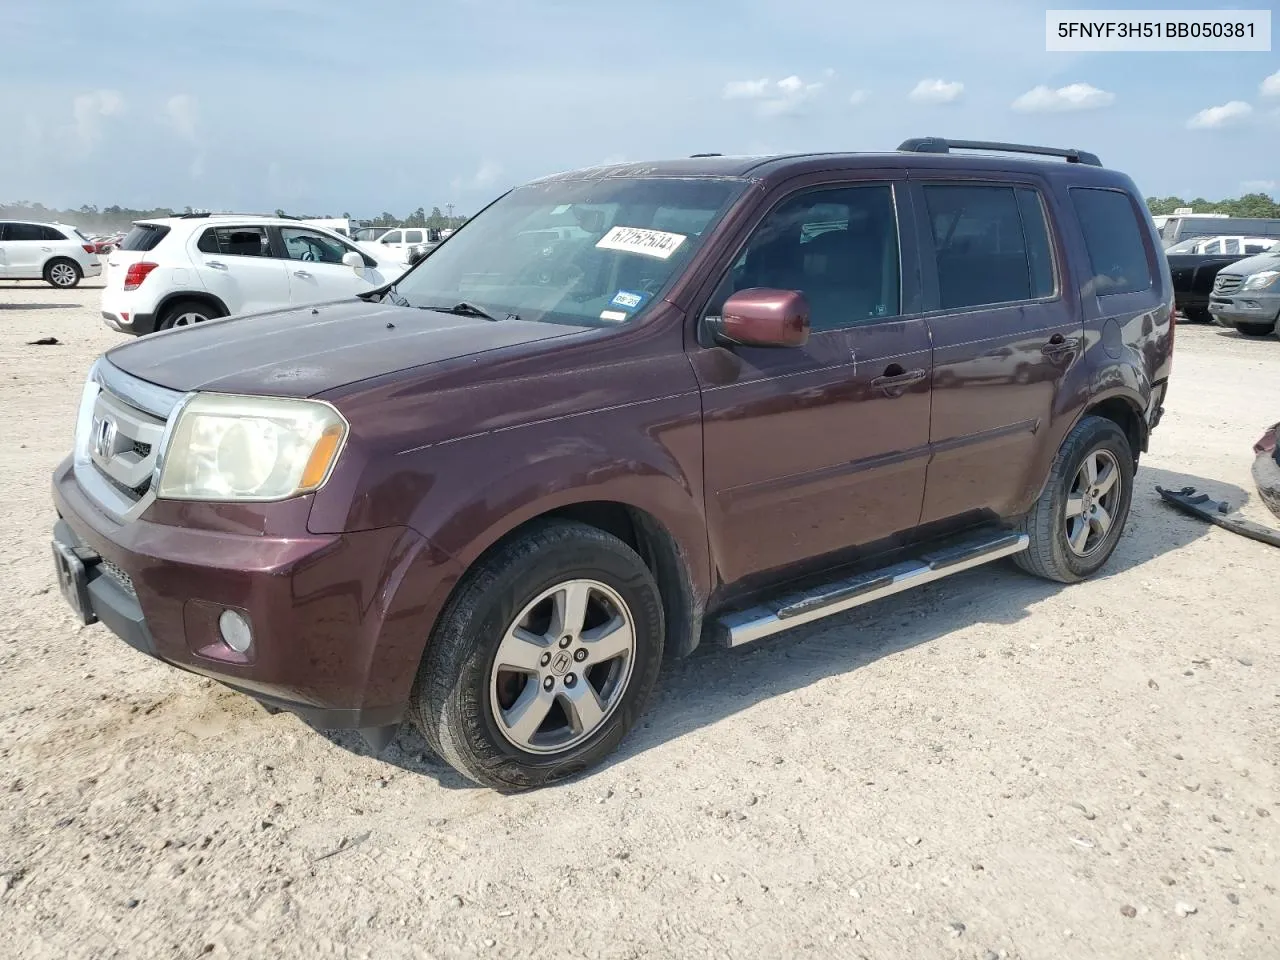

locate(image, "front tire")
(1015, 416), (1135, 583)
(1236, 322), (1276, 338)
(44, 259), (81, 288)
(409, 521), (665, 791)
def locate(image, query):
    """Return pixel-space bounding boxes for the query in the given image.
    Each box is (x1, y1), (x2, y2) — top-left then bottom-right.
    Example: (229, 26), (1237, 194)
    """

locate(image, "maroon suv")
(51, 138), (1173, 791)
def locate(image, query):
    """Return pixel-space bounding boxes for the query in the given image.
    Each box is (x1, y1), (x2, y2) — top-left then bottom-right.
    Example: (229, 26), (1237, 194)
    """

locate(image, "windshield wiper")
(419, 301), (506, 321)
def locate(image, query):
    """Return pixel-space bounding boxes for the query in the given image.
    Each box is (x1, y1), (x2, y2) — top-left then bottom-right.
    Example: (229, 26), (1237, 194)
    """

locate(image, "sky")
(2, 0), (1278, 216)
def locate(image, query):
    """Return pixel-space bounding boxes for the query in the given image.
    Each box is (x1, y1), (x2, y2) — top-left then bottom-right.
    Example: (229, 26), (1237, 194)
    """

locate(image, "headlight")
(156, 394), (348, 501)
(1242, 270), (1280, 291)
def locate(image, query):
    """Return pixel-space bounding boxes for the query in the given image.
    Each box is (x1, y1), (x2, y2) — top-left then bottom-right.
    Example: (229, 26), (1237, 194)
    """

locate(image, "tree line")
(1146, 193), (1280, 218)
(0, 201), (470, 235)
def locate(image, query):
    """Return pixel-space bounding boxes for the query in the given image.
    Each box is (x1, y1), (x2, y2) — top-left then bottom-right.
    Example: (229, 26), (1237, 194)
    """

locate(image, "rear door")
(277, 226), (394, 303)
(911, 178), (1085, 524)
(691, 174), (934, 586)
(4, 222), (48, 277)
(192, 224), (290, 315)
(0, 223), (10, 277)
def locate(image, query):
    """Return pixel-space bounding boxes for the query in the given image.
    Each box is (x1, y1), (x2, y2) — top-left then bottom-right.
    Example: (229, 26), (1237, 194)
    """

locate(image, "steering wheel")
(301, 249), (317, 262)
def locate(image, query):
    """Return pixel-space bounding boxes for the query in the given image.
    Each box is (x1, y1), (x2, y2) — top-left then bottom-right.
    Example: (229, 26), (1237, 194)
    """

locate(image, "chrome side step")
(715, 531), (1029, 648)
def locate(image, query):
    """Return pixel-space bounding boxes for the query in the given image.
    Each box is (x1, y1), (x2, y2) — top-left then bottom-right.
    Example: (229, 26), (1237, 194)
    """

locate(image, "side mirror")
(342, 251), (365, 270)
(708, 288), (810, 348)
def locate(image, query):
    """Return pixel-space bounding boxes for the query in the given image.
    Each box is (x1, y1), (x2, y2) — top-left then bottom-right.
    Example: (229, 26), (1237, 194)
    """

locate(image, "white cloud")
(1241, 179), (1277, 194)
(166, 94), (199, 142)
(848, 90), (869, 106)
(1186, 101), (1252, 130)
(1011, 82), (1114, 113)
(451, 159), (504, 193)
(1262, 69), (1280, 97)
(72, 89), (125, 146)
(723, 79), (770, 100)
(909, 78), (963, 104)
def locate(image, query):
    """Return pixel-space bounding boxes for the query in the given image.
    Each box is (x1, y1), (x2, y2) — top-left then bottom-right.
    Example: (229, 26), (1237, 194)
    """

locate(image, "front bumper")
(51, 457), (454, 731)
(1208, 292), (1280, 328)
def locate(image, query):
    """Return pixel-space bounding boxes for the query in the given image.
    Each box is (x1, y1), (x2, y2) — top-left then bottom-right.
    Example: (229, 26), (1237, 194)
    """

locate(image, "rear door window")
(922, 184), (1056, 309)
(404, 230), (423, 244)
(197, 226), (272, 257)
(6, 223), (44, 241)
(1069, 187), (1154, 296)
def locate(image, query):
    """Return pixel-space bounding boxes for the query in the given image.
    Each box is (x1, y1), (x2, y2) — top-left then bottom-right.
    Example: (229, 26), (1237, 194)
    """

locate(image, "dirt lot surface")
(1, 280), (1277, 960)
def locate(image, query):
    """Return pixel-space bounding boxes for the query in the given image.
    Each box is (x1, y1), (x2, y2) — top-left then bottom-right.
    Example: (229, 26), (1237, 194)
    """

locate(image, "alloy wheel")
(49, 263), (78, 287)
(488, 578), (636, 755)
(1064, 449), (1122, 557)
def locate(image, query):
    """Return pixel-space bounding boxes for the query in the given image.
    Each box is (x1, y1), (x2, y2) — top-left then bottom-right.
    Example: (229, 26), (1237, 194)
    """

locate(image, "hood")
(105, 298), (588, 396)
(1217, 251), (1280, 279)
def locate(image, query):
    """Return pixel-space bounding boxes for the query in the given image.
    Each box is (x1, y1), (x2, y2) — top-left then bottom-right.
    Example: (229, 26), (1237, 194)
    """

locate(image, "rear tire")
(1236, 322), (1276, 338)
(408, 520), (664, 792)
(1015, 416), (1135, 584)
(44, 259), (81, 289)
(157, 299), (217, 330)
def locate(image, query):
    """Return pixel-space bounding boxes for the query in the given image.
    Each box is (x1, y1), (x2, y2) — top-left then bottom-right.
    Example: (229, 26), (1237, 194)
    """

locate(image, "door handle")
(1041, 334), (1081, 358)
(293, 270), (312, 279)
(205, 260), (227, 270)
(871, 365), (927, 395)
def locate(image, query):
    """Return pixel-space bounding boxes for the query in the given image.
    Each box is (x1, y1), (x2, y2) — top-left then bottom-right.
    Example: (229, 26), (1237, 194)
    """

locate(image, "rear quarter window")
(1070, 188), (1154, 296)
(120, 224), (171, 251)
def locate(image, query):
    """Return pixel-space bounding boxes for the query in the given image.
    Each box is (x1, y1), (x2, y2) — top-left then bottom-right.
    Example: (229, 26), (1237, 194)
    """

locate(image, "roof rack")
(897, 137), (1102, 167)
(689, 152), (722, 158)
(177, 211), (302, 220)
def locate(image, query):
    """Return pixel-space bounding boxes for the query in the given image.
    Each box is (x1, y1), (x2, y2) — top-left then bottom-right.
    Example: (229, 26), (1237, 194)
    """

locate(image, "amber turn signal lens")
(300, 423), (345, 490)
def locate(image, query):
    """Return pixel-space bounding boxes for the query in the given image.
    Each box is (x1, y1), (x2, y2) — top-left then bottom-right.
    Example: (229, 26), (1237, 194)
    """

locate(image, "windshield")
(386, 177), (744, 326)
(1164, 237), (1205, 254)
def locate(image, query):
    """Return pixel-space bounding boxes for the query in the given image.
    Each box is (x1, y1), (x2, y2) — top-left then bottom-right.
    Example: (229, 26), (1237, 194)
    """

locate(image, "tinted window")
(1070, 187), (1153, 296)
(120, 224), (171, 251)
(40, 225), (67, 241)
(924, 184), (1054, 309)
(197, 226), (271, 257)
(710, 184), (900, 332)
(6, 223), (45, 241)
(281, 227), (350, 264)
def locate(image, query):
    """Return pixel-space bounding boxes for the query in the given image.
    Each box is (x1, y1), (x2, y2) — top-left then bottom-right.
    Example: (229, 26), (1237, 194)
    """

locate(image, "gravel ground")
(1, 279), (1277, 960)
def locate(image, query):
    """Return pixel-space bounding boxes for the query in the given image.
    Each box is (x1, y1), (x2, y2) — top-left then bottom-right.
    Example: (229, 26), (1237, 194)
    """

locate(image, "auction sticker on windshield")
(596, 226), (687, 260)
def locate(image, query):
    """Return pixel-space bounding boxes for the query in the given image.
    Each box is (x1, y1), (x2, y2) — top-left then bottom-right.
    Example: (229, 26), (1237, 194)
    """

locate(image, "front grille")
(87, 388), (164, 506)
(100, 558), (136, 598)
(1214, 274), (1244, 296)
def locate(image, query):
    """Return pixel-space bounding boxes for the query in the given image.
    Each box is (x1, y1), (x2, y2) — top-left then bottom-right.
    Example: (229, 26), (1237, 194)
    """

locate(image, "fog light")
(218, 609), (253, 653)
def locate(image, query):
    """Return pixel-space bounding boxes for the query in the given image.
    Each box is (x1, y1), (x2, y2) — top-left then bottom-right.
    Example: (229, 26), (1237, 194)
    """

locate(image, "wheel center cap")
(549, 650), (574, 677)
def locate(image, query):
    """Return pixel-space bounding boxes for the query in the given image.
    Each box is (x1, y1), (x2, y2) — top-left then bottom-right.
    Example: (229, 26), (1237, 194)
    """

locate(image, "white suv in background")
(101, 214), (407, 334)
(0, 220), (102, 288)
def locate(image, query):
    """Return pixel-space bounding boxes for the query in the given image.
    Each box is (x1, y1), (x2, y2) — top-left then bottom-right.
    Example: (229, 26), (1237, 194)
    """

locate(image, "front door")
(277, 226), (394, 304)
(910, 179), (1086, 524)
(691, 179), (933, 588)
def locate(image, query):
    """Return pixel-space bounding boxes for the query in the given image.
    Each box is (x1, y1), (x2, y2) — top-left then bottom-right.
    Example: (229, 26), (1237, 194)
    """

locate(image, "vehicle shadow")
(1215, 328), (1280, 345)
(0, 302), (78, 310)
(323, 464), (1242, 789)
